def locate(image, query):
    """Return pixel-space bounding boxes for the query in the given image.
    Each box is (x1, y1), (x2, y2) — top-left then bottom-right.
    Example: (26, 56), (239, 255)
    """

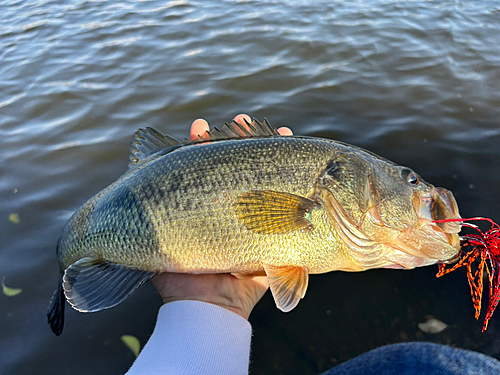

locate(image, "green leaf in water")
(2, 278), (22, 297)
(9, 213), (20, 224)
(121, 335), (140, 357)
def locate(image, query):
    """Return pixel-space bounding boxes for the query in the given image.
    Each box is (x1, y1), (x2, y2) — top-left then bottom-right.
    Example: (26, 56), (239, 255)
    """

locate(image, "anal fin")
(264, 264), (309, 312)
(63, 258), (155, 313)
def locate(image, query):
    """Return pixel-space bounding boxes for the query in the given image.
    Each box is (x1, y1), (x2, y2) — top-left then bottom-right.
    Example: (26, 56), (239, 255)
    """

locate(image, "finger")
(232, 114), (252, 137)
(277, 127), (293, 136)
(190, 119), (209, 141)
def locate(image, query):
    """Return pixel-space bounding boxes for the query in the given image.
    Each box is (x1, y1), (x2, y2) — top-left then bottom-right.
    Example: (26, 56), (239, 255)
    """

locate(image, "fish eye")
(401, 168), (419, 185)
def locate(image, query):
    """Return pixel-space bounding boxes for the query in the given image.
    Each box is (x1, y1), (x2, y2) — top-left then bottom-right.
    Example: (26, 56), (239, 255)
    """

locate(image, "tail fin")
(47, 280), (65, 336)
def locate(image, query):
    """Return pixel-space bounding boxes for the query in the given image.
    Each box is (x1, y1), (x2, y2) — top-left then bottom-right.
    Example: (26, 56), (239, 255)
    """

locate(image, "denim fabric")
(321, 342), (500, 375)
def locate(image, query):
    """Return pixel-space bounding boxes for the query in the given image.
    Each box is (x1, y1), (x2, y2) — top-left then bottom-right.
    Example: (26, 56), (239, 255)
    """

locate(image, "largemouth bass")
(48, 119), (461, 335)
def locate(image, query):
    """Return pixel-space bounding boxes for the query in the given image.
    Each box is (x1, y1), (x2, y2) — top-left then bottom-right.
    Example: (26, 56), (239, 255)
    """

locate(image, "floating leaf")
(2, 278), (22, 297)
(121, 335), (140, 357)
(9, 213), (20, 224)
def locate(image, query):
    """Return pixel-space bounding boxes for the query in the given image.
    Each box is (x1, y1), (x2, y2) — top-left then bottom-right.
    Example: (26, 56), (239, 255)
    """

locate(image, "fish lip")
(432, 187), (461, 233)
(421, 219), (455, 244)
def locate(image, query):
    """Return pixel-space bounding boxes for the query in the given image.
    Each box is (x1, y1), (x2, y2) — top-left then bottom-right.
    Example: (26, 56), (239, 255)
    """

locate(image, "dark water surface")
(2, 0), (500, 374)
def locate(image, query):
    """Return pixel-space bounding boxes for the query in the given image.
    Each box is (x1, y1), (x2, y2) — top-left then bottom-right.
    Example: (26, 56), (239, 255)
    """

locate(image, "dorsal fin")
(191, 118), (280, 143)
(129, 127), (181, 170)
(129, 119), (281, 168)
(249, 118), (278, 136)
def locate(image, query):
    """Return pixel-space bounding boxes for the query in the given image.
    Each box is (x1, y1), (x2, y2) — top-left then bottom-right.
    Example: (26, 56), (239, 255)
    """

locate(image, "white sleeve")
(125, 300), (252, 375)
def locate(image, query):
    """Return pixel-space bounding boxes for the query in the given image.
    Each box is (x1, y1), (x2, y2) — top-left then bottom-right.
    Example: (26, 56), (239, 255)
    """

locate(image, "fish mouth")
(413, 186), (462, 253)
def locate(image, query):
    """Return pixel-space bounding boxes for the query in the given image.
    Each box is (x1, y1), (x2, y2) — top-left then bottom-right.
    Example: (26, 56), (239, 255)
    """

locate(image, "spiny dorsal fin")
(129, 118), (281, 166)
(234, 190), (319, 234)
(191, 118), (280, 143)
(63, 257), (155, 312)
(209, 127), (229, 140)
(251, 118), (278, 136)
(129, 127), (181, 170)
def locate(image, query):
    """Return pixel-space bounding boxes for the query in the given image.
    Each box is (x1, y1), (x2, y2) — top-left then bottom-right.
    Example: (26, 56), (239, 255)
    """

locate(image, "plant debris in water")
(121, 335), (140, 357)
(435, 217), (500, 332)
(8, 213), (20, 224)
(2, 278), (22, 297)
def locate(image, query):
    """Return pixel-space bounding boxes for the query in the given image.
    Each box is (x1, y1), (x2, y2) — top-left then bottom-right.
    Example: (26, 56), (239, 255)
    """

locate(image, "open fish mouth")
(413, 186), (462, 254)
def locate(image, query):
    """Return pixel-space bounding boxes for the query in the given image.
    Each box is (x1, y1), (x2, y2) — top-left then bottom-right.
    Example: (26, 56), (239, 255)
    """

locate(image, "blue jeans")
(321, 342), (500, 375)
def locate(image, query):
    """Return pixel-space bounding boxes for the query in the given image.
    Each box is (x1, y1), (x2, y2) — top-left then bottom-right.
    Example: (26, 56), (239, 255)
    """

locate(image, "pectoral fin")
(235, 190), (319, 234)
(63, 257), (155, 312)
(264, 264), (309, 312)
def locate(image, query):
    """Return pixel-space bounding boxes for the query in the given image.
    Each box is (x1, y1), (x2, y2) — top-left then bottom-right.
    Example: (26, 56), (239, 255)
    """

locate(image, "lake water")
(2, 0), (500, 374)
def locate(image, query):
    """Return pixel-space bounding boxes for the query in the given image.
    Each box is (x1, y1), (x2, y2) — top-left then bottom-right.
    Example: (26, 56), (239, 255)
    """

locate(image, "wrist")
(161, 296), (251, 320)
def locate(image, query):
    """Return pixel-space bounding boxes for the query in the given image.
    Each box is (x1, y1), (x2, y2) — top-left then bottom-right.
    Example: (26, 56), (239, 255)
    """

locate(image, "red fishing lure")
(434, 217), (500, 332)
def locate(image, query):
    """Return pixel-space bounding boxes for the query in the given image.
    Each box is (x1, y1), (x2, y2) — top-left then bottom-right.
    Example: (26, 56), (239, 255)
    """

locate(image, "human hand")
(151, 114), (293, 320)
